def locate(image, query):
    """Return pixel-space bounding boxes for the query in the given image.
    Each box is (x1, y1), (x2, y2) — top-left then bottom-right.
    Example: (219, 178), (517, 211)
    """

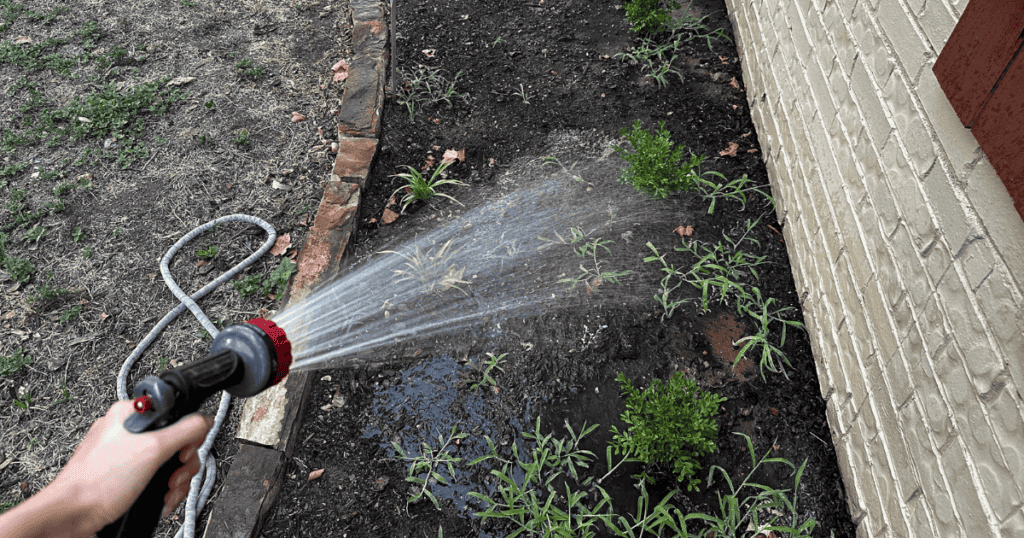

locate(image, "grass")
(393, 425), (468, 511)
(231, 258), (297, 299)
(458, 352), (506, 393)
(539, 227), (634, 293)
(389, 160), (465, 212)
(697, 171), (775, 214)
(382, 238), (469, 295)
(395, 66), (468, 121)
(615, 36), (685, 88)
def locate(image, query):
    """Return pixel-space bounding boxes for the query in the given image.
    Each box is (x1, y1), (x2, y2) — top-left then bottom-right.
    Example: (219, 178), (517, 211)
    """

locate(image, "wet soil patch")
(265, 0), (855, 536)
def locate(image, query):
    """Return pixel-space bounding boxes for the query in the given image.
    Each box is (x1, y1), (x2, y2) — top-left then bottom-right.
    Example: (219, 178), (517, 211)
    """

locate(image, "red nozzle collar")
(246, 318), (292, 385)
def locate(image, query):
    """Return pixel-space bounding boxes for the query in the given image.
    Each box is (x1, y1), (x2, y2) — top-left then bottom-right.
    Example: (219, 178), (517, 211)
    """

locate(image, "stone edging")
(200, 1), (386, 536)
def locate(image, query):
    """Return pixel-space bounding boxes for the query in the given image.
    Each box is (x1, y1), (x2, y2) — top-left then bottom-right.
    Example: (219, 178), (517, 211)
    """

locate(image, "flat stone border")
(201, 1), (386, 536)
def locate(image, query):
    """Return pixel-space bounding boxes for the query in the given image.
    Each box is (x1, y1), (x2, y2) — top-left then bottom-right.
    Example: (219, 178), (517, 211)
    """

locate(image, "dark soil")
(264, 0), (856, 537)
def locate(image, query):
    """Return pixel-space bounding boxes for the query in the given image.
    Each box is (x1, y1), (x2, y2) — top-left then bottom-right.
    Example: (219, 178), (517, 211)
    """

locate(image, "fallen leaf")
(729, 77), (740, 89)
(441, 149), (460, 165)
(331, 59), (349, 82)
(78, 117), (92, 123)
(382, 208), (399, 224)
(432, 117), (441, 124)
(456, 149), (466, 162)
(291, 112), (306, 122)
(719, 142), (739, 157)
(718, 55), (729, 64)
(740, 132), (752, 138)
(747, 148), (759, 154)
(422, 49), (436, 58)
(432, 145), (442, 151)
(166, 76), (195, 87)
(673, 225), (694, 237)
(308, 469), (325, 481)
(271, 180), (292, 191)
(368, 217), (378, 224)
(373, 477), (389, 491)
(270, 234), (291, 256)
(196, 260), (207, 267)
(14, 36), (31, 45)
(732, 104), (738, 110)
(770, 407), (779, 416)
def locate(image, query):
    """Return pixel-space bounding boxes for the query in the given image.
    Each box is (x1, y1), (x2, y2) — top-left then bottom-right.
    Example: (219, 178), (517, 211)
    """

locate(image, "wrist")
(0, 481), (103, 538)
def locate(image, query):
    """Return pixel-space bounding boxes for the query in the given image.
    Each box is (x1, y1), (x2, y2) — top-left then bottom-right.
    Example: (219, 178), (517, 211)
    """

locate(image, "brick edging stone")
(201, 0), (386, 535)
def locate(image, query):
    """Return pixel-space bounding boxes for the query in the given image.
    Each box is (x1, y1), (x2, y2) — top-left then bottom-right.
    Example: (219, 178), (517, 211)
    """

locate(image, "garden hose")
(116, 214), (277, 538)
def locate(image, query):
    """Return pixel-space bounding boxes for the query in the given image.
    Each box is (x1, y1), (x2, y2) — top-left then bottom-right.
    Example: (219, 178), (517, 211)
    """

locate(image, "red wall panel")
(971, 51), (1024, 216)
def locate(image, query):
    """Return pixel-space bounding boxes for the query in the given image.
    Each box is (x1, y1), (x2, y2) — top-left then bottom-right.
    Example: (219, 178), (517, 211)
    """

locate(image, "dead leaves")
(291, 111), (306, 122)
(331, 59), (349, 83)
(270, 234), (291, 256)
(382, 207), (399, 224)
(719, 142), (739, 157)
(308, 468), (324, 481)
(673, 225), (694, 237)
(13, 36), (31, 45)
(441, 148), (465, 165)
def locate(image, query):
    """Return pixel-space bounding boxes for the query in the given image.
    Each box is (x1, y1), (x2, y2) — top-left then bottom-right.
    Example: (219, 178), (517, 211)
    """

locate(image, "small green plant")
(614, 120), (704, 199)
(22, 224), (46, 242)
(231, 258), (296, 299)
(610, 372), (725, 491)
(669, 434), (819, 537)
(390, 160), (465, 212)
(624, 0), (681, 34)
(28, 273), (69, 304)
(159, 356), (172, 368)
(196, 244), (220, 259)
(395, 67), (468, 121)
(697, 171), (775, 214)
(203, 100), (215, 110)
(383, 239), (469, 295)
(468, 418), (606, 536)
(0, 232), (35, 283)
(459, 352), (506, 392)
(13, 388), (33, 409)
(234, 58), (267, 80)
(541, 156), (587, 184)
(180, 0), (197, 6)
(71, 226), (86, 243)
(615, 36), (684, 88)
(59, 304), (82, 323)
(0, 348), (32, 376)
(492, 36), (506, 46)
(82, 245), (93, 259)
(392, 425), (467, 511)
(513, 83), (530, 104)
(52, 380), (78, 406)
(231, 129), (250, 146)
(734, 288), (806, 379)
(540, 227), (633, 292)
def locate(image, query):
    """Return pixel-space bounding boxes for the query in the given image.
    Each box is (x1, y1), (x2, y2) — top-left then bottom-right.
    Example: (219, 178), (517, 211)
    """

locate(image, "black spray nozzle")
(125, 318), (292, 433)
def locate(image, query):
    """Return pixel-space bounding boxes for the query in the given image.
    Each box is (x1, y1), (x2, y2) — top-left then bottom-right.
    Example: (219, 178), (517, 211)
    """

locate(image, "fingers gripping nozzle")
(125, 318), (292, 433)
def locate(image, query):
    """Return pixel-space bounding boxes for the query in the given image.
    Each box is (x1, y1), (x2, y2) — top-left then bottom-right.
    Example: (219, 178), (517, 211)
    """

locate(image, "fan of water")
(273, 133), (694, 371)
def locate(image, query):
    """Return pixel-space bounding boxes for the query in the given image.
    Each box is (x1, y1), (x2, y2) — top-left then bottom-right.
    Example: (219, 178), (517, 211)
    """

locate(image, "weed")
(669, 9), (732, 51)
(13, 388), (33, 409)
(392, 425), (467, 511)
(389, 160), (465, 212)
(52, 380), (78, 406)
(540, 227), (633, 292)
(458, 352), (505, 393)
(0, 348), (32, 376)
(234, 58), (266, 80)
(231, 258), (296, 299)
(231, 129), (250, 146)
(697, 171), (774, 214)
(203, 100), (215, 110)
(71, 226), (86, 243)
(159, 356), (171, 368)
(395, 67), (468, 121)
(82, 245), (93, 258)
(614, 120), (704, 199)
(624, 0), (681, 34)
(615, 36), (684, 88)
(611, 372), (724, 491)
(668, 434), (819, 537)
(196, 244), (220, 259)
(492, 36), (506, 46)
(0, 232), (35, 283)
(513, 83), (530, 104)
(541, 156), (587, 184)
(382, 239), (468, 295)
(180, 0), (197, 6)
(468, 418), (606, 536)
(28, 273), (69, 304)
(22, 224), (46, 242)
(59, 304), (82, 323)
(734, 288), (806, 379)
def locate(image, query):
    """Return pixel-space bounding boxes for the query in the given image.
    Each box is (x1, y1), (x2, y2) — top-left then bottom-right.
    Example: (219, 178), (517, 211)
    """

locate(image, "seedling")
(22, 224), (46, 242)
(196, 244), (220, 259)
(541, 227), (633, 292)
(382, 238), (469, 295)
(541, 155), (588, 185)
(624, 0), (681, 34)
(0, 348), (32, 376)
(13, 388), (33, 409)
(734, 288), (806, 379)
(615, 36), (684, 88)
(389, 160), (465, 212)
(59, 304), (82, 323)
(459, 352), (506, 392)
(231, 258), (296, 298)
(697, 171), (775, 214)
(0, 232), (36, 283)
(392, 425), (467, 511)
(231, 129), (250, 146)
(71, 226), (86, 243)
(513, 83), (530, 104)
(395, 67), (468, 120)
(235, 58), (267, 80)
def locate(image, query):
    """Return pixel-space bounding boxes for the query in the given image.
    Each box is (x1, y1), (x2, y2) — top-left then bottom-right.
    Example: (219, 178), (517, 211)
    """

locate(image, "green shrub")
(611, 371), (725, 491)
(614, 120), (704, 199)
(232, 258), (296, 299)
(1, 348), (32, 376)
(624, 0), (681, 34)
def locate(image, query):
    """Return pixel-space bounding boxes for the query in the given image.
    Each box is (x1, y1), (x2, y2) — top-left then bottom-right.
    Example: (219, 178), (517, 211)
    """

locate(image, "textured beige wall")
(722, 0), (1024, 535)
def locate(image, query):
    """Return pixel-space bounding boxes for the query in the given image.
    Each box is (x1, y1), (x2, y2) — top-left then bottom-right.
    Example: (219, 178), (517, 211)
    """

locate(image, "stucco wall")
(722, 0), (1024, 535)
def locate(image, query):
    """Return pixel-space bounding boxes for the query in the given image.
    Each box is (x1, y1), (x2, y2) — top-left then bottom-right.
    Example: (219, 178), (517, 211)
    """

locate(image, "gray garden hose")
(116, 214), (277, 538)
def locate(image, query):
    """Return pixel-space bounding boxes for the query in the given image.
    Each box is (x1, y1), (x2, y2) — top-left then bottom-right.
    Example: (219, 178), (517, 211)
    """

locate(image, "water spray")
(98, 319), (292, 538)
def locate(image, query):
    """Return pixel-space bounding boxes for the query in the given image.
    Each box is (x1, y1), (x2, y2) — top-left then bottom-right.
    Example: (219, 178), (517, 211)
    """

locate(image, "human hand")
(48, 400), (214, 533)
